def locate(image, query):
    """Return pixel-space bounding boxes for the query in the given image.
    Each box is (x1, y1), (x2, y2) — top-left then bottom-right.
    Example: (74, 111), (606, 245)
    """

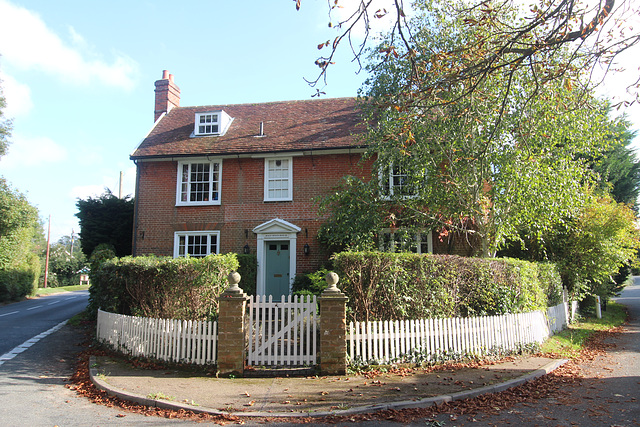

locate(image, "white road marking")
(26, 305), (43, 311)
(0, 311), (19, 318)
(0, 320), (68, 366)
(47, 300), (60, 305)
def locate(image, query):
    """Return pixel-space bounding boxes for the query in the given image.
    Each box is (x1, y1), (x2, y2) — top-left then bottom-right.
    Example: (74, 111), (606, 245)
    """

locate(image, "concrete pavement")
(89, 354), (567, 418)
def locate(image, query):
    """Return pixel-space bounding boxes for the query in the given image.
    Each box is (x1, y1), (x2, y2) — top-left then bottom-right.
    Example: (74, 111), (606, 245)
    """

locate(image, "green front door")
(265, 241), (290, 298)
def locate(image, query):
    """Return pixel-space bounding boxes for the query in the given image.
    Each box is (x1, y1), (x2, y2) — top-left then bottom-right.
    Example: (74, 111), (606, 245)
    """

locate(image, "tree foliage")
(300, 0), (639, 113)
(0, 79), (11, 158)
(0, 178), (41, 301)
(551, 194), (640, 299)
(44, 236), (88, 288)
(590, 112), (640, 210)
(321, 0), (614, 257)
(75, 190), (134, 258)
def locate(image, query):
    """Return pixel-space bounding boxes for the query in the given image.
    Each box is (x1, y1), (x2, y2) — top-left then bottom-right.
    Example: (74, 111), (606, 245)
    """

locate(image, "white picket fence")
(96, 300), (576, 368)
(547, 301), (578, 334)
(247, 294), (318, 367)
(347, 302), (576, 364)
(96, 309), (218, 365)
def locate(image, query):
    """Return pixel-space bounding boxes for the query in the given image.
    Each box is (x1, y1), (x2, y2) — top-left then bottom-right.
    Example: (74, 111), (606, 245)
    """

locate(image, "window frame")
(379, 229), (433, 254)
(175, 159), (222, 206)
(193, 110), (232, 136)
(173, 230), (220, 258)
(264, 157), (293, 202)
(379, 162), (423, 199)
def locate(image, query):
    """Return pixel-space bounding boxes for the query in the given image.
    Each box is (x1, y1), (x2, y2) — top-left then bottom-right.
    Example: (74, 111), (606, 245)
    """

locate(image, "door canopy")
(253, 218), (301, 235)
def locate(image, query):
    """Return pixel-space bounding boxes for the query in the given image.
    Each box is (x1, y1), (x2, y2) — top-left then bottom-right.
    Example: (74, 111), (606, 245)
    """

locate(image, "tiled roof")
(131, 97), (365, 159)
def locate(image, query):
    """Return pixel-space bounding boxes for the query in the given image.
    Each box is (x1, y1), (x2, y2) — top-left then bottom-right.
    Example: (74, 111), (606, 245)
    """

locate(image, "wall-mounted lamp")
(243, 244), (251, 254)
(303, 243), (310, 256)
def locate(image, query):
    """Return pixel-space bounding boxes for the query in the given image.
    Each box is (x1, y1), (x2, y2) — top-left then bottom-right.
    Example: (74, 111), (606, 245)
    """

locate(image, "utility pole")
(70, 229), (75, 257)
(119, 171), (123, 199)
(43, 215), (51, 288)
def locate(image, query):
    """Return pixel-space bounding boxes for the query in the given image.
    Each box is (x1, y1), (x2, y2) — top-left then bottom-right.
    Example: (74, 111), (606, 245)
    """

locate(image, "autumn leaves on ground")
(65, 304), (628, 425)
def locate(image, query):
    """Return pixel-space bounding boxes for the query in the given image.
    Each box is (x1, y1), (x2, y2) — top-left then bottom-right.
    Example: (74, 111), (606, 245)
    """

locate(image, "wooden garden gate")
(247, 295), (318, 367)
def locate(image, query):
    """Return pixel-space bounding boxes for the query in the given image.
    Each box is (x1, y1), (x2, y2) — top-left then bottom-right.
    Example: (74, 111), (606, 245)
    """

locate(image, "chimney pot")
(162, 70), (169, 79)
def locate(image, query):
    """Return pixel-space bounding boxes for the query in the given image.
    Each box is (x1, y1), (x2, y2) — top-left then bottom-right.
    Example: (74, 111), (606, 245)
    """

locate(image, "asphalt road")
(0, 290), (89, 356)
(0, 291), (191, 426)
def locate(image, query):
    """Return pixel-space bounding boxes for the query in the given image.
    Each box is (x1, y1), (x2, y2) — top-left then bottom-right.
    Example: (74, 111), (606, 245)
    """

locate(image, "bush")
(0, 252), (40, 301)
(331, 251), (562, 322)
(292, 268), (330, 297)
(88, 253), (238, 320)
(236, 254), (257, 295)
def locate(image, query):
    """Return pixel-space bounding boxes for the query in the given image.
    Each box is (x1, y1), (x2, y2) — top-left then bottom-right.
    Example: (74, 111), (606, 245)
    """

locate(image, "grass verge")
(32, 284), (90, 296)
(540, 301), (627, 358)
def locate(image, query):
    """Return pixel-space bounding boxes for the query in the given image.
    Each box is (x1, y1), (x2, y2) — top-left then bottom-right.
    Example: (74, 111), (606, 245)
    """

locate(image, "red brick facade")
(132, 71), (477, 297)
(133, 153), (373, 274)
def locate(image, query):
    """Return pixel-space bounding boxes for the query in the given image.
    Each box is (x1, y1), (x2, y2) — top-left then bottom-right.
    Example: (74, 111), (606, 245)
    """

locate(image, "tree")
(551, 193), (640, 299)
(591, 112), (640, 210)
(75, 190), (134, 258)
(44, 235), (88, 287)
(300, 0), (639, 116)
(320, 0), (614, 257)
(0, 77), (11, 158)
(0, 178), (41, 301)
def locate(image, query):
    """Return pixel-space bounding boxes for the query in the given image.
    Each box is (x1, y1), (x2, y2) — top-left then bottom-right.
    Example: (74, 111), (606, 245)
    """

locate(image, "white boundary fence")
(96, 301), (576, 367)
(247, 295), (318, 367)
(96, 309), (218, 365)
(347, 302), (576, 364)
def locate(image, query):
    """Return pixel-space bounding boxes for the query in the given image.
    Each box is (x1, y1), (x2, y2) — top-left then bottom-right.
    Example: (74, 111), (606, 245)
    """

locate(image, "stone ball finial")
(227, 271), (242, 292)
(325, 271), (340, 292)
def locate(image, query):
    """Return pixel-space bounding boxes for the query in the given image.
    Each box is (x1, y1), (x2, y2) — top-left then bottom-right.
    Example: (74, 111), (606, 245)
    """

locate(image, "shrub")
(331, 251), (562, 322)
(88, 253), (238, 320)
(0, 252), (40, 301)
(236, 254), (257, 295)
(292, 268), (330, 297)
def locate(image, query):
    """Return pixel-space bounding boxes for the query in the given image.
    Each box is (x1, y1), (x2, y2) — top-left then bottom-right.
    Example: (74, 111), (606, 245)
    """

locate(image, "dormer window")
(194, 110), (232, 136)
(199, 113), (219, 134)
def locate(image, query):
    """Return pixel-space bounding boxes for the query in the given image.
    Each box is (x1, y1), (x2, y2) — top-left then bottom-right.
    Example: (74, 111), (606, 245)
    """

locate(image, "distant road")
(0, 290), (89, 358)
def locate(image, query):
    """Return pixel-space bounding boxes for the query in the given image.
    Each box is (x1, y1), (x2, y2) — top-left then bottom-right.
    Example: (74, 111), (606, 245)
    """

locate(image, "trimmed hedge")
(332, 252), (563, 322)
(88, 254), (238, 320)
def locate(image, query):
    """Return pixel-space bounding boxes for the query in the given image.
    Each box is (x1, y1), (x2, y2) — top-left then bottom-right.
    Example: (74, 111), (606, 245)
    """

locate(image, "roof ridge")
(175, 96), (357, 111)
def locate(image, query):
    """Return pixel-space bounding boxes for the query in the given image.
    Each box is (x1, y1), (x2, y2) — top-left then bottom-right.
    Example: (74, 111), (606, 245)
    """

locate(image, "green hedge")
(0, 252), (40, 302)
(332, 252), (562, 322)
(236, 254), (257, 295)
(88, 254), (239, 320)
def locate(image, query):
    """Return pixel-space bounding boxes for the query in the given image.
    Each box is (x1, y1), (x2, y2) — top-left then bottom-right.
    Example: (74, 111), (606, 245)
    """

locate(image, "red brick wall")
(133, 152), (373, 273)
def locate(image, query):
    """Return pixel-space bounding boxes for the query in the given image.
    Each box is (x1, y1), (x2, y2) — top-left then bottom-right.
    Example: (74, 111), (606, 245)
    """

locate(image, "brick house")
(131, 71), (473, 297)
(130, 71), (378, 296)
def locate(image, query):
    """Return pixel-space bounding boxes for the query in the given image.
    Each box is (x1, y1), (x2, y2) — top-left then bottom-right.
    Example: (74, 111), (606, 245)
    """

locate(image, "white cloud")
(69, 184), (107, 201)
(0, 0), (138, 90)
(0, 133), (67, 169)
(0, 72), (32, 118)
(69, 166), (137, 201)
(67, 25), (88, 49)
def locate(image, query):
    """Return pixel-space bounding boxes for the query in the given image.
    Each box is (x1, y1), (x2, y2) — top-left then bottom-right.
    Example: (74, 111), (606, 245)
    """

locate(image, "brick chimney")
(154, 70), (180, 122)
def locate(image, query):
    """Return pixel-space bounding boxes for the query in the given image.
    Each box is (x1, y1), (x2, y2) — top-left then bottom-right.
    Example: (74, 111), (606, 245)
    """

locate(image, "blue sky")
(0, 0), (375, 241)
(0, 0), (638, 243)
